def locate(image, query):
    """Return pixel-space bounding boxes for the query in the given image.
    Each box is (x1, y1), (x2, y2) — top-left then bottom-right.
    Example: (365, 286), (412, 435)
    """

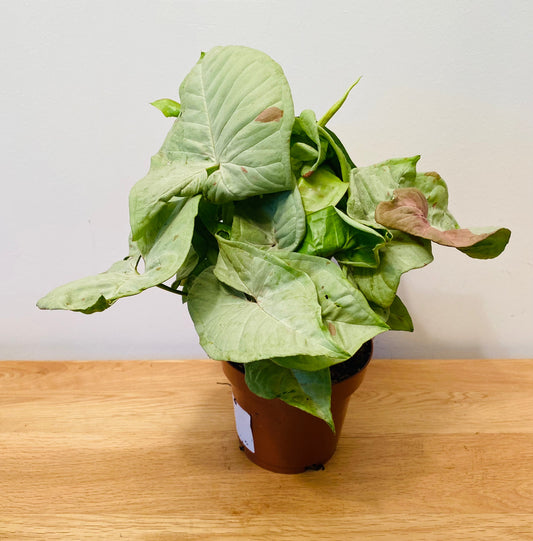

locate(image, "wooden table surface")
(1, 358), (533, 540)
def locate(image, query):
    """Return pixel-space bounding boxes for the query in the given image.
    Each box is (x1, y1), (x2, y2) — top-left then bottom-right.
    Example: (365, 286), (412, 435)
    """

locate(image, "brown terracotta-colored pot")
(222, 341), (372, 474)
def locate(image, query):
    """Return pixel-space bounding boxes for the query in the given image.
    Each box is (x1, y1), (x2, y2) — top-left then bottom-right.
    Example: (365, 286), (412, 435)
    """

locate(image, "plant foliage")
(37, 46), (510, 430)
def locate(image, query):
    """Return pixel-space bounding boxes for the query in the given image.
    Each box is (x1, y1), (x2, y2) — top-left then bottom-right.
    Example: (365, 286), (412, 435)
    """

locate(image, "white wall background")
(1, 0), (531, 360)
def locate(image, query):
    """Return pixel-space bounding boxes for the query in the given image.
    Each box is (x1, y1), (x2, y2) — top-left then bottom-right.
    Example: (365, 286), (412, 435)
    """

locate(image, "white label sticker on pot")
(232, 394), (255, 453)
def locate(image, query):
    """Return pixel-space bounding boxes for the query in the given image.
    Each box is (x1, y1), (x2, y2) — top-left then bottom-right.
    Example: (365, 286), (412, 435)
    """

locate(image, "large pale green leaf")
(344, 232), (433, 308)
(274, 251), (388, 368)
(231, 187), (306, 251)
(375, 188), (511, 258)
(213, 239), (348, 360)
(187, 265), (348, 363)
(188, 236), (350, 363)
(298, 206), (387, 268)
(347, 156), (420, 225)
(245, 361), (334, 430)
(130, 45), (295, 239)
(37, 196), (201, 313)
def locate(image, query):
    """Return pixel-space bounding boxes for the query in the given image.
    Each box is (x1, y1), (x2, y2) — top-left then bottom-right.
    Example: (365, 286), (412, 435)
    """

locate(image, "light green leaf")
(231, 187), (306, 251)
(290, 141), (318, 162)
(129, 161), (208, 241)
(344, 232), (433, 308)
(130, 45), (295, 239)
(151, 98), (181, 117)
(37, 196), (201, 313)
(274, 251), (389, 367)
(347, 156), (420, 225)
(187, 265), (348, 363)
(245, 361), (334, 430)
(292, 109), (329, 174)
(297, 166), (348, 214)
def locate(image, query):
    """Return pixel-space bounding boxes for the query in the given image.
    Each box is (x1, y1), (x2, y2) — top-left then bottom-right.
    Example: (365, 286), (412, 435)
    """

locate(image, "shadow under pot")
(222, 340), (373, 474)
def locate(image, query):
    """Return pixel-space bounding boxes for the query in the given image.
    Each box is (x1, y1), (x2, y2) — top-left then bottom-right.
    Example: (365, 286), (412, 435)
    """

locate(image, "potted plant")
(37, 45), (511, 473)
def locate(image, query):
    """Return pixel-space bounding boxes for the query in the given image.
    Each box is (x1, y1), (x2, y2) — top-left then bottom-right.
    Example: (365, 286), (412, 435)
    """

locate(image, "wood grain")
(1, 359), (533, 540)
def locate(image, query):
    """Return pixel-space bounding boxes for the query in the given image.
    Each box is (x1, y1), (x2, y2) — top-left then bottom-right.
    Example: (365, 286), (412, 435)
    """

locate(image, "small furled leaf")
(318, 77), (361, 128)
(245, 361), (334, 430)
(297, 166), (348, 214)
(292, 109), (329, 174)
(151, 98), (181, 117)
(344, 232), (433, 308)
(291, 142), (319, 162)
(317, 125), (355, 182)
(376, 188), (511, 258)
(231, 187), (306, 251)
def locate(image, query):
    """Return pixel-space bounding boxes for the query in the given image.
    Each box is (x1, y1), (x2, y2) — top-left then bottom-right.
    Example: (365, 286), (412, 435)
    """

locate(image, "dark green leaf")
(245, 361), (334, 430)
(298, 206), (387, 268)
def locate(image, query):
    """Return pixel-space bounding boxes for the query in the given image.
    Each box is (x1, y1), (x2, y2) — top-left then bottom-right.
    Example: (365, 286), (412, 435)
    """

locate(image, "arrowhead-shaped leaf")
(130, 45), (295, 239)
(274, 252), (388, 368)
(375, 187), (511, 258)
(187, 236), (352, 363)
(37, 196), (201, 313)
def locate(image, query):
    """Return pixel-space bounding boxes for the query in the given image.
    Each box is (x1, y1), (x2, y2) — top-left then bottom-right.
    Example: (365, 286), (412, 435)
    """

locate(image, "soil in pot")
(222, 341), (372, 474)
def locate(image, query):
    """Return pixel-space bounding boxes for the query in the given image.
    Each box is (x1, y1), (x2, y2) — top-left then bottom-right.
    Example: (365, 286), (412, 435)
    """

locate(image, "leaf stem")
(157, 283), (186, 296)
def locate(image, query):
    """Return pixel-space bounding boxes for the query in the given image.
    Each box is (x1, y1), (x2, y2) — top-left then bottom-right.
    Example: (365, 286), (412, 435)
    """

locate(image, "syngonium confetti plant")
(38, 46), (510, 430)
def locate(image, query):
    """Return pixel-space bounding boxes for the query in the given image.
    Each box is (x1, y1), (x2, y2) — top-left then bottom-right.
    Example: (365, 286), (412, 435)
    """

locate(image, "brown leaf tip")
(255, 107), (284, 123)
